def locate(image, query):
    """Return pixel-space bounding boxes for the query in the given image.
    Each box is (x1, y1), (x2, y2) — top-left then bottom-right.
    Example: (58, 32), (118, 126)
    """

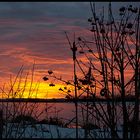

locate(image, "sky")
(0, 2), (139, 98)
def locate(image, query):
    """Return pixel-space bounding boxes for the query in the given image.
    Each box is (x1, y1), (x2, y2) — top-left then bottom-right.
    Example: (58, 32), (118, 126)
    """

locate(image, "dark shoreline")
(0, 97), (139, 103)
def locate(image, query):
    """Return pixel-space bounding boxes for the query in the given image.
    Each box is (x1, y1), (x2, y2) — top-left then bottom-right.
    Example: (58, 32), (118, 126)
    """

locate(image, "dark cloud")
(0, 2), (90, 20)
(0, 2), (47, 20)
(0, 2), (139, 20)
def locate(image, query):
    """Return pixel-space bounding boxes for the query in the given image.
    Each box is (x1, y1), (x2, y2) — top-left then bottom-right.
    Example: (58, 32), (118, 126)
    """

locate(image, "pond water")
(0, 101), (138, 125)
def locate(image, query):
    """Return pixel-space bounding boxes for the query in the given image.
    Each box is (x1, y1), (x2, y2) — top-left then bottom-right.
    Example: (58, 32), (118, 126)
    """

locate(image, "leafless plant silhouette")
(44, 2), (140, 139)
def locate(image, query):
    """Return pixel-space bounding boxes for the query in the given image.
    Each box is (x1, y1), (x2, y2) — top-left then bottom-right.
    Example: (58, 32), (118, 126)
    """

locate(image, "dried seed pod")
(67, 90), (71, 93)
(88, 18), (92, 22)
(65, 95), (71, 99)
(66, 81), (71, 85)
(49, 83), (55, 87)
(91, 22), (96, 25)
(88, 49), (93, 53)
(59, 88), (63, 91)
(48, 70), (53, 75)
(127, 23), (133, 29)
(78, 86), (82, 90)
(119, 7), (126, 12)
(128, 5), (132, 11)
(64, 87), (67, 90)
(43, 77), (49, 81)
(131, 7), (138, 13)
(78, 37), (82, 41)
(100, 88), (107, 96)
(82, 79), (89, 85)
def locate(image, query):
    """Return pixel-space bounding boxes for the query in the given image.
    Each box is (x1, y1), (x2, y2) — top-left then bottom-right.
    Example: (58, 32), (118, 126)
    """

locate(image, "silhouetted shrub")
(11, 114), (37, 124)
